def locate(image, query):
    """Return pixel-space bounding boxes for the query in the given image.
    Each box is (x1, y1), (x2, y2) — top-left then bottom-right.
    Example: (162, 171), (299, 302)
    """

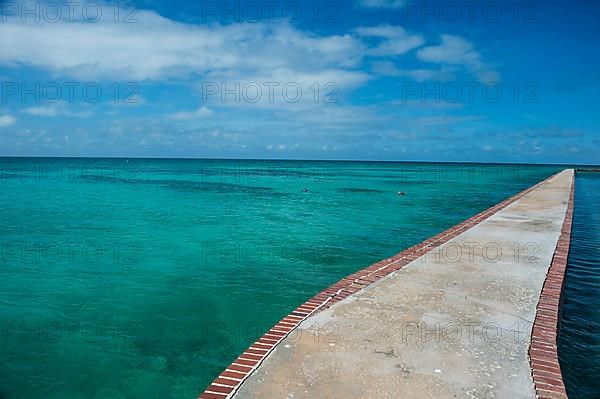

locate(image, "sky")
(0, 0), (598, 163)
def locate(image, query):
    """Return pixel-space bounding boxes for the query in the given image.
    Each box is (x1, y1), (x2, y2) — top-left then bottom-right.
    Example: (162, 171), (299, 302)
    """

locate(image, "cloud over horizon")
(417, 35), (500, 83)
(0, 114), (17, 127)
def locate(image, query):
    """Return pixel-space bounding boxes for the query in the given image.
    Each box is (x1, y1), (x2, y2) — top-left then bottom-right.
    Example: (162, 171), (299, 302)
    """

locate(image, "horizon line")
(0, 155), (598, 168)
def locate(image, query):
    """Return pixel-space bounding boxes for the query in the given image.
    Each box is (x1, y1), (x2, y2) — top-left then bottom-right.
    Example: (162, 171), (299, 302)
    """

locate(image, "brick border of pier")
(528, 176), (574, 399)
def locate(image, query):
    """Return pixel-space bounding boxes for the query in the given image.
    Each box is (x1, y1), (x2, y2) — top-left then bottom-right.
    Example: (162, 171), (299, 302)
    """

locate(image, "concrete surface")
(233, 169), (574, 399)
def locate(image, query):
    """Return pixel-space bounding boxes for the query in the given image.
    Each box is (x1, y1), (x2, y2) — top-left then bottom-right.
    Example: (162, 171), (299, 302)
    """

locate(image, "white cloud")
(22, 103), (93, 117)
(371, 61), (454, 82)
(355, 25), (424, 56)
(0, 114), (16, 127)
(169, 106), (215, 120)
(23, 106), (59, 117)
(0, 6), (373, 114)
(355, 25), (409, 38)
(0, 8), (365, 85)
(417, 35), (499, 83)
(359, 0), (404, 8)
(418, 35), (477, 65)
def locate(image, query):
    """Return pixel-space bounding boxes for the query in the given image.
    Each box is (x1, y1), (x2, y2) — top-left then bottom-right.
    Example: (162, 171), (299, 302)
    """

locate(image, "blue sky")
(0, 0), (598, 163)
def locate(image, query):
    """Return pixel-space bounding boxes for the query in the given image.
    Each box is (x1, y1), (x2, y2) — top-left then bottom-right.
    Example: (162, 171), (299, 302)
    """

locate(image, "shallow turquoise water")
(0, 159), (561, 398)
(559, 172), (600, 398)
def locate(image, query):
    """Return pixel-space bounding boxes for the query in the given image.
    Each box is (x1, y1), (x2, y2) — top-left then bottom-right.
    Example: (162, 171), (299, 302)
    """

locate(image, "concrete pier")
(200, 169), (574, 399)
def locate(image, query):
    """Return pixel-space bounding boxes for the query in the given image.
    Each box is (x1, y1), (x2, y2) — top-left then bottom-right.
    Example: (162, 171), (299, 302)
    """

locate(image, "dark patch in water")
(156, 179), (274, 195)
(85, 176), (279, 196)
(558, 172), (600, 399)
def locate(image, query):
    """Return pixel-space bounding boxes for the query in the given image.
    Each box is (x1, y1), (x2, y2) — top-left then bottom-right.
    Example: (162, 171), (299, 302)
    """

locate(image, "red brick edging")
(199, 172), (562, 399)
(528, 175), (574, 399)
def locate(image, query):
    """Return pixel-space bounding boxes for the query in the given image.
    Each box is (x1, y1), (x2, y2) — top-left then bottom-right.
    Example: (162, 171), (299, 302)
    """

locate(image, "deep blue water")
(559, 172), (600, 398)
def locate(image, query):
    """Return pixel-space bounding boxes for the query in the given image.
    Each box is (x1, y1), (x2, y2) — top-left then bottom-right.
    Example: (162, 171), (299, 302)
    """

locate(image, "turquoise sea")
(0, 159), (564, 398)
(559, 172), (600, 398)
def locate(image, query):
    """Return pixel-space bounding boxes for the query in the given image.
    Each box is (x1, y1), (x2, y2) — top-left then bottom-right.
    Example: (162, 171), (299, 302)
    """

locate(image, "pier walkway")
(201, 169), (574, 399)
